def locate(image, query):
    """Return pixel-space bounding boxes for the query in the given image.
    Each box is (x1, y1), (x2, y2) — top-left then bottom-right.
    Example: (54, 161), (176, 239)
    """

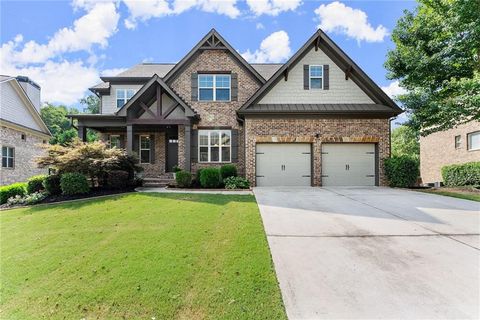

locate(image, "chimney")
(16, 76), (41, 112)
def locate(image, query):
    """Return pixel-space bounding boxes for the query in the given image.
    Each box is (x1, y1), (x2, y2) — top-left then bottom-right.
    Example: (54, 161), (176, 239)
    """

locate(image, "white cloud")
(246, 0), (301, 16)
(241, 30), (291, 63)
(381, 81), (407, 99)
(256, 22), (265, 30)
(314, 1), (388, 43)
(101, 68), (128, 76)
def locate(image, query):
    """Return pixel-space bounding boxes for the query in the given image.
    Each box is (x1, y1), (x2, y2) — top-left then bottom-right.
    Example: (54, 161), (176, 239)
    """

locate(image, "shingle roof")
(244, 104), (396, 114)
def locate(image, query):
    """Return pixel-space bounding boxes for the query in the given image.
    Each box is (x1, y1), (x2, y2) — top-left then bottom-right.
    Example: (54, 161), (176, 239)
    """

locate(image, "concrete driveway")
(254, 187), (480, 319)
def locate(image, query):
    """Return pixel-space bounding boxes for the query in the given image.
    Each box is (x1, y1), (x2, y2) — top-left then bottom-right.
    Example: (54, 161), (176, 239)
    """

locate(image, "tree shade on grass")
(0, 193), (286, 320)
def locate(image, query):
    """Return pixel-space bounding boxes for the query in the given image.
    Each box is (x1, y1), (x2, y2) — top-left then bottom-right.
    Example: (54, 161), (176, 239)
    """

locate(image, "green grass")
(420, 189), (480, 202)
(0, 193), (286, 320)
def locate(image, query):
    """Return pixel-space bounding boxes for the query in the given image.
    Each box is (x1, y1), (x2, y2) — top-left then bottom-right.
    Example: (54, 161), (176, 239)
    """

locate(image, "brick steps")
(143, 173), (175, 187)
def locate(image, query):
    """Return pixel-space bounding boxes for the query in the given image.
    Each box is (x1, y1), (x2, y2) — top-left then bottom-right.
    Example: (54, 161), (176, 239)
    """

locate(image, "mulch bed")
(39, 187), (137, 204)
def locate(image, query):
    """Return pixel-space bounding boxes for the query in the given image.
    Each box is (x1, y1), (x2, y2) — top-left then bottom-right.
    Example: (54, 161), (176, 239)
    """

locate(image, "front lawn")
(0, 193), (286, 319)
(420, 188), (480, 202)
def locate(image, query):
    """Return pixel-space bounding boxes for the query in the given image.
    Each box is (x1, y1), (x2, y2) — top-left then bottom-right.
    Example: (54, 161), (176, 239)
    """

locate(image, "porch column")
(126, 125), (133, 154)
(78, 126), (87, 142)
(184, 124), (191, 172)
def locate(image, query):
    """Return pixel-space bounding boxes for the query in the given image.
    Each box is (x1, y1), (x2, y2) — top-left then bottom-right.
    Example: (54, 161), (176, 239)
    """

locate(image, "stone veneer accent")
(0, 126), (48, 185)
(170, 50), (262, 176)
(244, 117), (390, 186)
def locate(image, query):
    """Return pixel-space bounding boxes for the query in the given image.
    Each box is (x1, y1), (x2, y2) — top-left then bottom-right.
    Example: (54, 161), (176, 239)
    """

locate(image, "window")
(2, 146), (14, 168)
(454, 135), (461, 149)
(21, 133), (26, 141)
(139, 135), (151, 164)
(198, 130), (231, 163)
(309, 65), (323, 89)
(110, 135), (121, 148)
(467, 131), (480, 151)
(198, 74), (231, 101)
(116, 89), (136, 108)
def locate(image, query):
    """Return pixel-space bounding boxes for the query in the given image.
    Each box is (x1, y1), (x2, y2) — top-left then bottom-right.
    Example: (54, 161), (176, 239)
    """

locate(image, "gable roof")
(162, 29), (267, 85)
(238, 29), (403, 116)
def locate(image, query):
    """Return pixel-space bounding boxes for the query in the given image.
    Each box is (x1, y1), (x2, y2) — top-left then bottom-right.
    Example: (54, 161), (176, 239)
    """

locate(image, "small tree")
(391, 125), (419, 159)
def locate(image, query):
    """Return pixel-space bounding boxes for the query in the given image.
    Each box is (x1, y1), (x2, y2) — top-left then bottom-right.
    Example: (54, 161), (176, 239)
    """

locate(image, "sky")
(1, 0), (416, 116)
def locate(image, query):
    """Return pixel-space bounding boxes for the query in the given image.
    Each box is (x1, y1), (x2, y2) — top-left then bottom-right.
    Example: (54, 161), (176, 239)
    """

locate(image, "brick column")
(184, 124), (191, 172)
(126, 125), (133, 154)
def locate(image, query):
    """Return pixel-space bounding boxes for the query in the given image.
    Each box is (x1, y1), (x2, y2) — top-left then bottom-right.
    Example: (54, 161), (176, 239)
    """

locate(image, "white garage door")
(322, 144), (376, 186)
(256, 144), (311, 186)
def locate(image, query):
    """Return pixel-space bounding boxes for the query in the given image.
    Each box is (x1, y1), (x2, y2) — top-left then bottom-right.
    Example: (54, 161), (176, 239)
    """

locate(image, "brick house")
(70, 29), (402, 187)
(0, 76), (51, 185)
(420, 121), (480, 185)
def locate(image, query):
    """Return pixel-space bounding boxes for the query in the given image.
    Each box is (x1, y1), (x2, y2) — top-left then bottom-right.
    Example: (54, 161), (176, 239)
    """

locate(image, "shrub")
(200, 167), (222, 188)
(176, 170), (192, 188)
(220, 164), (237, 180)
(43, 175), (62, 195)
(7, 191), (47, 206)
(193, 168), (204, 187)
(60, 173), (90, 195)
(27, 175), (47, 194)
(441, 162), (480, 186)
(173, 165), (182, 173)
(106, 170), (130, 189)
(384, 156), (419, 188)
(0, 182), (27, 204)
(224, 176), (250, 189)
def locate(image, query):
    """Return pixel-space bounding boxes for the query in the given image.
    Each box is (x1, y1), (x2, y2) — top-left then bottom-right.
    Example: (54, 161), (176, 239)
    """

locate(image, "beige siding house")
(0, 76), (51, 185)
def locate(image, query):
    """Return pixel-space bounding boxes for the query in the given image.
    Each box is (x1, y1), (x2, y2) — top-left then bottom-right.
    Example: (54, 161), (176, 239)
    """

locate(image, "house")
(70, 29), (402, 187)
(0, 76), (51, 185)
(420, 121), (480, 185)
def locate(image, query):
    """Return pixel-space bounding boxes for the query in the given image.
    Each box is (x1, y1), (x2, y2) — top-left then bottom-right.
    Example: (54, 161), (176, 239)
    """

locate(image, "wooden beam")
(140, 102), (157, 119)
(127, 119), (191, 125)
(315, 36), (321, 51)
(161, 103), (181, 120)
(156, 84), (162, 118)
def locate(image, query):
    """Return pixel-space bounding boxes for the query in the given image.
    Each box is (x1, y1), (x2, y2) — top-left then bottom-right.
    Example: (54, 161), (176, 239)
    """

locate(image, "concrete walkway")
(254, 187), (480, 319)
(136, 187), (253, 195)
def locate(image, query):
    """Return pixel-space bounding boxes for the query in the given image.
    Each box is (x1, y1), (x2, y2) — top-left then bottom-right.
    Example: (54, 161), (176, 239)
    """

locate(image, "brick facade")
(244, 117), (390, 186)
(420, 121), (480, 184)
(0, 126), (48, 185)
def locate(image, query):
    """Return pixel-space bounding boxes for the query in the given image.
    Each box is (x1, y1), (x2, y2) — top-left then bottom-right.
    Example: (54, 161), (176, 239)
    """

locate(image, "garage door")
(322, 144), (376, 186)
(256, 144), (311, 186)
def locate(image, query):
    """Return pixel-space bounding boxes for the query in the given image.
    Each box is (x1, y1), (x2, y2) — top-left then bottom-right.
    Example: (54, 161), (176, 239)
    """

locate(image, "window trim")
(139, 135), (151, 164)
(454, 135), (461, 149)
(198, 130), (232, 163)
(116, 88), (136, 108)
(1, 146), (14, 169)
(198, 74), (231, 102)
(109, 135), (121, 149)
(309, 65), (324, 90)
(467, 131), (480, 151)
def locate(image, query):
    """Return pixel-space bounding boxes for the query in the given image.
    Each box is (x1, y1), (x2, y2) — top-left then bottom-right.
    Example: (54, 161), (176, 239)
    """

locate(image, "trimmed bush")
(200, 167), (222, 188)
(27, 175), (47, 194)
(176, 170), (192, 188)
(441, 162), (480, 186)
(193, 168), (204, 187)
(106, 170), (130, 189)
(384, 156), (419, 188)
(60, 173), (90, 195)
(224, 176), (250, 189)
(0, 182), (27, 204)
(43, 175), (62, 195)
(220, 164), (237, 180)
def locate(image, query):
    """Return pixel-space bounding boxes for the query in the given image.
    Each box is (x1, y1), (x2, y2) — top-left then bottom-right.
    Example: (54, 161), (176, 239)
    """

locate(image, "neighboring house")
(420, 121), (480, 185)
(70, 29), (402, 187)
(0, 76), (51, 185)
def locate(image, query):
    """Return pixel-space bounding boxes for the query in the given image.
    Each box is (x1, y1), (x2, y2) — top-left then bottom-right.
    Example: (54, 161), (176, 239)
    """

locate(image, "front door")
(167, 135), (178, 172)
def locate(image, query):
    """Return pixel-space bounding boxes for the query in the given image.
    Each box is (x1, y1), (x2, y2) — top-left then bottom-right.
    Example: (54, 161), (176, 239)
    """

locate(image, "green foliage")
(175, 171), (192, 188)
(224, 176), (250, 189)
(385, 0), (480, 135)
(106, 170), (130, 189)
(79, 95), (100, 114)
(220, 164), (237, 180)
(172, 165), (182, 172)
(0, 183), (27, 204)
(43, 175), (62, 195)
(60, 173), (90, 195)
(26, 175), (47, 194)
(441, 162), (480, 186)
(40, 104), (79, 145)
(384, 156), (419, 188)
(7, 192), (47, 206)
(200, 167), (222, 188)
(391, 125), (419, 159)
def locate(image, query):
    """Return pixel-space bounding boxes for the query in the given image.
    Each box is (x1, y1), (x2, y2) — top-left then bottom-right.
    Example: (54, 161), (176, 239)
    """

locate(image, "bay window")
(198, 74), (230, 101)
(199, 130), (231, 163)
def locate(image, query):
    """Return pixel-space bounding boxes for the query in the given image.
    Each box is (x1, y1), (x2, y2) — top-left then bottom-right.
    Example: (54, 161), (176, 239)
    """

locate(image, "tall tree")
(40, 104), (78, 145)
(391, 125), (420, 159)
(385, 0), (480, 135)
(79, 95), (100, 114)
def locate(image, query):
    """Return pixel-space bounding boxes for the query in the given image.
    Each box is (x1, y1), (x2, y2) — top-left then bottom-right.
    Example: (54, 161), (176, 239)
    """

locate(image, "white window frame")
(467, 131), (480, 151)
(139, 135), (151, 164)
(2, 146), (14, 168)
(109, 135), (121, 149)
(198, 74), (231, 102)
(116, 89), (136, 108)
(198, 130), (231, 163)
(309, 65), (324, 90)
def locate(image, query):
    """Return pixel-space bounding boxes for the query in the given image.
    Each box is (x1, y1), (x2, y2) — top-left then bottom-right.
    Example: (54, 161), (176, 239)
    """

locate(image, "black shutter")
(231, 129), (239, 162)
(119, 134), (125, 148)
(150, 134), (155, 164)
(191, 129), (198, 163)
(133, 134), (139, 161)
(303, 65), (309, 90)
(323, 65), (329, 90)
(231, 73), (238, 101)
(191, 73), (198, 101)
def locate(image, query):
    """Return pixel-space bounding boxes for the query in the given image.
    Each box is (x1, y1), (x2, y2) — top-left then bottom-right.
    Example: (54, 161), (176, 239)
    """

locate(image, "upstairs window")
(198, 74), (230, 101)
(198, 130), (231, 163)
(454, 135), (461, 149)
(2, 146), (14, 168)
(467, 131), (480, 151)
(309, 65), (323, 89)
(116, 89), (136, 108)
